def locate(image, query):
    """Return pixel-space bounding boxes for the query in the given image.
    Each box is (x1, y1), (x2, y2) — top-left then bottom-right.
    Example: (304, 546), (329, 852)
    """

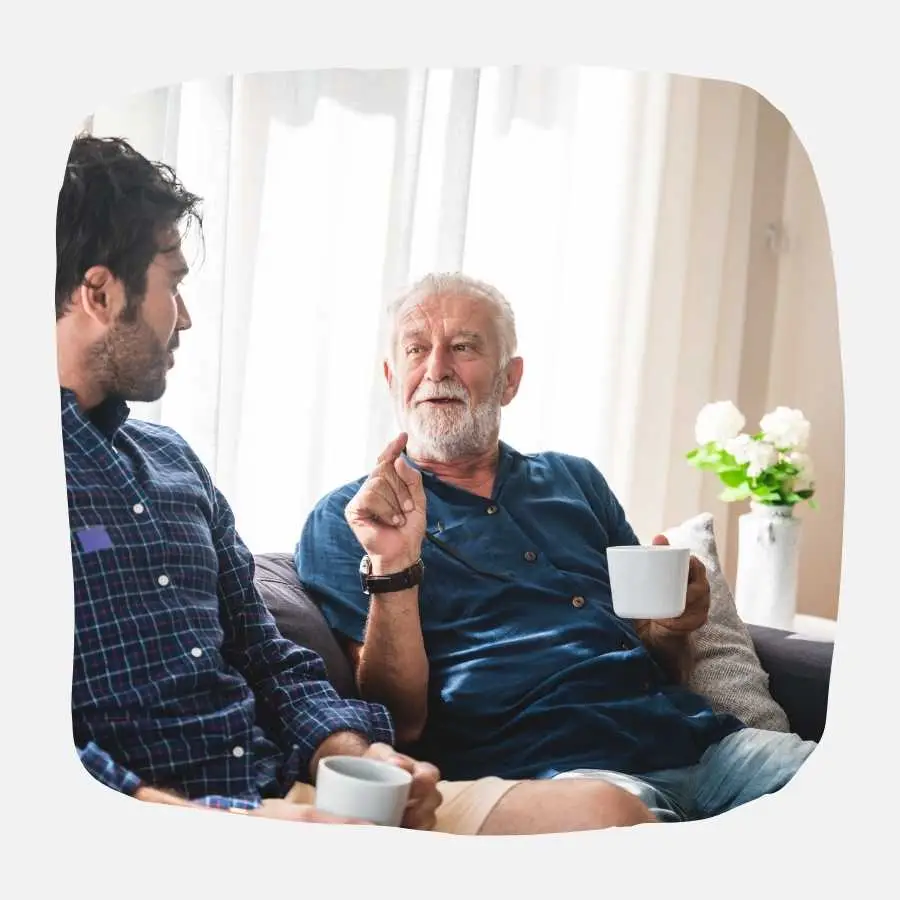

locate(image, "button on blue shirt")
(297, 442), (744, 782)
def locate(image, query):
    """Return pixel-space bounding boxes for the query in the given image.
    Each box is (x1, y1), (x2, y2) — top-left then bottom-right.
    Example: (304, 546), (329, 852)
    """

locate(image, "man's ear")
(383, 359), (395, 390)
(501, 356), (524, 406)
(76, 266), (127, 327)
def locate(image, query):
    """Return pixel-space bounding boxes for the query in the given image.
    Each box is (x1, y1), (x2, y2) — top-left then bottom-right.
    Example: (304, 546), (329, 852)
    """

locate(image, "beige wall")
(766, 120), (844, 619)
(635, 79), (844, 622)
(620, 78), (844, 626)
(723, 98), (844, 621)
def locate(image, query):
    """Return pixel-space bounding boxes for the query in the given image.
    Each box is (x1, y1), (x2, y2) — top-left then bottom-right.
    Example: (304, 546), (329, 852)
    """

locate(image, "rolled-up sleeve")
(78, 742), (143, 795)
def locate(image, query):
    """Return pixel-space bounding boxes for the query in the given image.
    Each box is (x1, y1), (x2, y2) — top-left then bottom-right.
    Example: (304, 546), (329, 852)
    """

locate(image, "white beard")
(395, 373), (505, 462)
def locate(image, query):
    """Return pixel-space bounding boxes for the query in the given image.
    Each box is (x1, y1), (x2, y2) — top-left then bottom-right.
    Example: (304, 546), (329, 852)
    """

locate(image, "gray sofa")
(253, 552), (832, 745)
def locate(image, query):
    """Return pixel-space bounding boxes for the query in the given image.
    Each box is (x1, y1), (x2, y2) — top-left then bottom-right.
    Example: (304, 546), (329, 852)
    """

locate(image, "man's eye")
(406, 346), (423, 355)
(453, 343), (472, 352)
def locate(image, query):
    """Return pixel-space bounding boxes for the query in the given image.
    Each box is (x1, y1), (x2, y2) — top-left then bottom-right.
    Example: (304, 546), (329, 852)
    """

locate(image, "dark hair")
(55, 133), (203, 320)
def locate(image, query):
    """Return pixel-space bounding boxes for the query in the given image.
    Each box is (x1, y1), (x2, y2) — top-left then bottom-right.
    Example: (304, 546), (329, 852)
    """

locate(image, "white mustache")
(413, 382), (469, 404)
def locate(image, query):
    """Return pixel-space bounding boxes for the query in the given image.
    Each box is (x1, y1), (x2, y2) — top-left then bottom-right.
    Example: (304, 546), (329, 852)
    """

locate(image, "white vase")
(733, 501), (801, 631)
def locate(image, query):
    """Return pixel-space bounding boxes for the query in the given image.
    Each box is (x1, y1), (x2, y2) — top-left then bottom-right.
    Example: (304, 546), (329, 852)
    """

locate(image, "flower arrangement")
(686, 401), (816, 508)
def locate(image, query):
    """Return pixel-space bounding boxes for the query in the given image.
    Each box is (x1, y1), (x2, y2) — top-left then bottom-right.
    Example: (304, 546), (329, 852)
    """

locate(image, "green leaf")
(689, 449), (713, 466)
(719, 484), (752, 503)
(719, 469), (748, 488)
(751, 484), (782, 502)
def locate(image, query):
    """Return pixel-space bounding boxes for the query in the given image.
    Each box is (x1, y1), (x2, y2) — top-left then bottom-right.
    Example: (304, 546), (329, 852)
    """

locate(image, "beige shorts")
(285, 776), (520, 835)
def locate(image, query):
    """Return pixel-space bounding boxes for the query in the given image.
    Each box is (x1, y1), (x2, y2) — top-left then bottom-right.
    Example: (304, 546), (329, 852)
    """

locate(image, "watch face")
(359, 555), (372, 576)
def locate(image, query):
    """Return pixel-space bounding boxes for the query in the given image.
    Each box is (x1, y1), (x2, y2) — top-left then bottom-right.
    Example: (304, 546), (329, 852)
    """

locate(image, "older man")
(296, 272), (816, 825)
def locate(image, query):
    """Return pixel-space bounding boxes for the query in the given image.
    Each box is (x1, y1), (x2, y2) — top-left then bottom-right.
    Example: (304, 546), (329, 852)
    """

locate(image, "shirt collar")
(60, 387), (131, 441)
(404, 440), (522, 495)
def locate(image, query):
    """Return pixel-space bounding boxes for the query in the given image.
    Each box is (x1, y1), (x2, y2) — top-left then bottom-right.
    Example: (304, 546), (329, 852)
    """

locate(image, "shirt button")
(572, 596), (585, 608)
(132, 503), (145, 515)
(232, 746), (245, 758)
(190, 648), (203, 658)
(157, 574), (170, 587)
(486, 505), (498, 515)
(619, 640), (630, 650)
(524, 551), (537, 562)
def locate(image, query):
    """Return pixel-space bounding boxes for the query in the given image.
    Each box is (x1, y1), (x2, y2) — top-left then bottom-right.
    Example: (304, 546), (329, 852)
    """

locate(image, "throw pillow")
(664, 512), (791, 732)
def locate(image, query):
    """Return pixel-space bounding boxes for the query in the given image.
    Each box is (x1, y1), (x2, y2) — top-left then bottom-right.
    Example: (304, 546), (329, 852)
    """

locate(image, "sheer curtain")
(89, 67), (762, 555)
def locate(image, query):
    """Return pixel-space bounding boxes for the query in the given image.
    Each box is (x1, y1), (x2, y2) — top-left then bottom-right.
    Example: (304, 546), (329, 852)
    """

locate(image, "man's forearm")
(634, 621), (696, 684)
(357, 578), (430, 745)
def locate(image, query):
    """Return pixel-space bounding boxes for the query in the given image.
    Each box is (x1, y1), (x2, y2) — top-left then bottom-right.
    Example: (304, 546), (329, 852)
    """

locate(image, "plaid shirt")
(63, 388), (393, 809)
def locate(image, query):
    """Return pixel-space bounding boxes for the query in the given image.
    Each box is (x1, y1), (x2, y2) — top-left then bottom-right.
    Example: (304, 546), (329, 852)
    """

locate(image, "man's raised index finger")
(377, 432), (409, 465)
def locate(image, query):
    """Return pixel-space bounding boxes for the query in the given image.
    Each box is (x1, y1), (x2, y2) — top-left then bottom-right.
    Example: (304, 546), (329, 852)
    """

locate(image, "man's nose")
(424, 345), (452, 381)
(175, 293), (192, 331)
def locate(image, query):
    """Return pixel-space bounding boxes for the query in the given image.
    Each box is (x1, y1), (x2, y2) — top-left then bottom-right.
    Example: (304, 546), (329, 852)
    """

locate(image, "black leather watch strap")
(359, 556), (424, 596)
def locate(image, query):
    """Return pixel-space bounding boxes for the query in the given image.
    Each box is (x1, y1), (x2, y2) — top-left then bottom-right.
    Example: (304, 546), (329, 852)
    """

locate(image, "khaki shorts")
(286, 776), (520, 835)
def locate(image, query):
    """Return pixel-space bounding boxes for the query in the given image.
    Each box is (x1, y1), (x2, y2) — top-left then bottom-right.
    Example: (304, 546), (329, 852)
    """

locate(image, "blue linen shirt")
(63, 388), (393, 808)
(296, 442), (744, 782)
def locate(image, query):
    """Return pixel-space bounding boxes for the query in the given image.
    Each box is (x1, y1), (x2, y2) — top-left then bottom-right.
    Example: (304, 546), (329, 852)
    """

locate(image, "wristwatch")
(358, 555), (425, 596)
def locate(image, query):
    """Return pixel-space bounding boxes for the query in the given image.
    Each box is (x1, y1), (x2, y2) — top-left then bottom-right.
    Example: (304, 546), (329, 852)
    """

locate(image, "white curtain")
(89, 67), (764, 557)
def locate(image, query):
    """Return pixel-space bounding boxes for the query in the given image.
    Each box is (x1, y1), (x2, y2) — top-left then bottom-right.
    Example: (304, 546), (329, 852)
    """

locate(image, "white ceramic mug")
(314, 756), (412, 826)
(606, 544), (690, 620)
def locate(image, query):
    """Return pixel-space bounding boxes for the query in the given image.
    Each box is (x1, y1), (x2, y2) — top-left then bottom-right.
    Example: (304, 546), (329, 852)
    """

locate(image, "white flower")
(760, 406), (811, 450)
(695, 401), (746, 446)
(787, 451), (815, 490)
(724, 434), (754, 463)
(745, 441), (778, 478)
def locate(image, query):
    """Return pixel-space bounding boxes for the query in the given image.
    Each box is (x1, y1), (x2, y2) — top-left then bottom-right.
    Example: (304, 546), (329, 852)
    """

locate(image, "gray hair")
(384, 272), (518, 368)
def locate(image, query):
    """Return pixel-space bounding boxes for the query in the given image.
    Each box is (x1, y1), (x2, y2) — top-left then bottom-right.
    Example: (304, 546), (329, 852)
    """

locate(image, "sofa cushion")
(746, 623), (832, 742)
(664, 512), (791, 732)
(253, 552), (357, 698)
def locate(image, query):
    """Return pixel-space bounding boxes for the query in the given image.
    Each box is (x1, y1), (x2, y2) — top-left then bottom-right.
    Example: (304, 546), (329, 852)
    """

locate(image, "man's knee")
(579, 780), (659, 828)
(478, 778), (657, 835)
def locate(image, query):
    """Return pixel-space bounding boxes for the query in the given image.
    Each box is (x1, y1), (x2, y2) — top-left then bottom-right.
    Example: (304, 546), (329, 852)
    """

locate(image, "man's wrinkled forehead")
(396, 293), (496, 344)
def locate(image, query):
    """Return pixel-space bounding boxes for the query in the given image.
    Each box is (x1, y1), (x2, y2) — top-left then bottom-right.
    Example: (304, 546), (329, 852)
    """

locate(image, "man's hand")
(631, 534), (709, 683)
(134, 780), (372, 825)
(650, 534), (710, 633)
(364, 743), (442, 831)
(134, 785), (193, 806)
(309, 733), (441, 830)
(344, 433), (427, 573)
(246, 801), (369, 825)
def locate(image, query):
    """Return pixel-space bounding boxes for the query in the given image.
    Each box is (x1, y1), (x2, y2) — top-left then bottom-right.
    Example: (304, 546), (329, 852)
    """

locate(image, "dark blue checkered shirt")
(63, 388), (393, 809)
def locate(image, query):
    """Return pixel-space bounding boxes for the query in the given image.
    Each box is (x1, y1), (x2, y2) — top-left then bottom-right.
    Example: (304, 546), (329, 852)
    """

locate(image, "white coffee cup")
(606, 544), (691, 620)
(314, 756), (412, 826)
